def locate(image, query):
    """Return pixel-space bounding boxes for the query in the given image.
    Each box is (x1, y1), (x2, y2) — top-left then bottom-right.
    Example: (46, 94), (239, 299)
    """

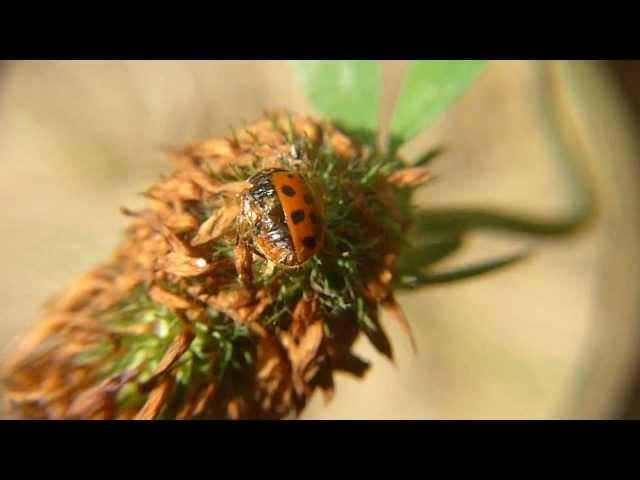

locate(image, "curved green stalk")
(402, 61), (597, 286)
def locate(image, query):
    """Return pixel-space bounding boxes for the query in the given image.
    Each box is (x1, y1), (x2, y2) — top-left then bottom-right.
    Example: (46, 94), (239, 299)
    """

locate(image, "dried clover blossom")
(0, 111), (431, 420)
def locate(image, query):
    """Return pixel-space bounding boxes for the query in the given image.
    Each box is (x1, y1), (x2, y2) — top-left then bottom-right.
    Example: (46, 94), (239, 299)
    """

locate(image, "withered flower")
(1, 111), (431, 419)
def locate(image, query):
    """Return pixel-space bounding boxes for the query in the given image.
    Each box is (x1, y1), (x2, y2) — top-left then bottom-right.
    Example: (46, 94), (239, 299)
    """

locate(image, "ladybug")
(239, 168), (325, 267)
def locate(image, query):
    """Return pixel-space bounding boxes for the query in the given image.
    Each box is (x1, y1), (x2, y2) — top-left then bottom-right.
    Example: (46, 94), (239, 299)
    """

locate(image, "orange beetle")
(240, 168), (325, 267)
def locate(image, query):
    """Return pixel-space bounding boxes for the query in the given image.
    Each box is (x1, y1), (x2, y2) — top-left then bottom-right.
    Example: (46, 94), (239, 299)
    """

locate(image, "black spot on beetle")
(287, 174), (294, 178)
(302, 236), (317, 249)
(281, 185), (296, 197)
(304, 194), (314, 205)
(291, 209), (305, 224)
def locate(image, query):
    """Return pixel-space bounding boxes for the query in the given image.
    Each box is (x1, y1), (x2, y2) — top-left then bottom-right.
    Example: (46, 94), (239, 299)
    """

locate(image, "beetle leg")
(234, 240), (253, 290)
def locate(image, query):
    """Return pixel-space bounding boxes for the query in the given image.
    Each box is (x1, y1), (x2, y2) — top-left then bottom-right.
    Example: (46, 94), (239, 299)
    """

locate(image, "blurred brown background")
(1, 60), (640, 419)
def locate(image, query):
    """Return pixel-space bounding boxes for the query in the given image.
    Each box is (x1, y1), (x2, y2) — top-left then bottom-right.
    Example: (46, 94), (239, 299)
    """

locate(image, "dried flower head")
(1, 111), (431, 419)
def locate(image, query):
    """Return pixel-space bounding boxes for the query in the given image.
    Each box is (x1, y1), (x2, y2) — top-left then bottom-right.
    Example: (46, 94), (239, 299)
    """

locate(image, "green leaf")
(290, 61), (380, 144)
(390, 61), (487, 149)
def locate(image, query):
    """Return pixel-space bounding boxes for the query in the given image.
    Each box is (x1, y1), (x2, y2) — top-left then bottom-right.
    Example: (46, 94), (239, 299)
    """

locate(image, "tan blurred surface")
(1, 60), (639, 419)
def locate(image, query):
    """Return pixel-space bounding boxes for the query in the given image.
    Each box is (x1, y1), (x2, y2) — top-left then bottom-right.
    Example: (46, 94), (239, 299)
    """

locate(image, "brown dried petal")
(151, 177), (202, 201)
(295, 321), (324, 372)
(308, 361), (336, 406)
(152, 329), (195, 377)
(67, 370), (137, 420)
(364, 277), (391, 303)
(227, 398), (248, 420)
(206, 180), (251, 195)
(181, 168), (222, 194)
(135, 377), (175, 420)
(167, 151), (198, 170)
(253, 143), (290, 159)
(252, 128), (286, 147)
(91, 273), (143, 311)
(205, 288), (255, 322)
(188, 138), (238, 159)
(331, 131), (360, 162)
(190, 201), (241, 246)
(290, 295), (316, 338)
(382, 297), (417, 352)
(281, 320), (324, 396)
(256, 356), (281, 381)
(115, 273), (143, 295)
(159, 252), (214, 277)
(1, 313), (70, 373)
(185, 307), (206, 323)
(243, 292), (273, 324)
(4, 371), (64, 404)
(236, 125), (265, 146)
(294, 119), (321, 144)
(204, 288), (271, 325)
(361, 311), (394, 362)
(161, 225), (191, 256)
(149, 285), (196, 310)
(51, 272), (104, 312)
(191, 384), (217, 417)
(252, 323), (292, 401)
(145, 198), (174, 217)
(387, 167), (433, 188)
(271, 113), (322, 145)
(165, 212), (200, 232)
